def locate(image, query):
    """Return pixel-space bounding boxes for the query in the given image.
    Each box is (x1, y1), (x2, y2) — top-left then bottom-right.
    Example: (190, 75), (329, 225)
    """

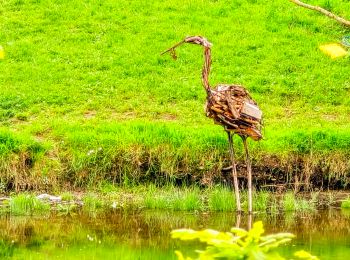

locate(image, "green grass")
(283, 192), (316, 212)
(0, 0), (350, 189)
(341, 198), (350, 208)
(283, 192), (297, 211)
(9, 194), (50, 215)
(83, 193), (103, 212)
(269, 195), (279, 214)
(60, 191), (74, 201)
(143, 185), (202, 211)
(207, 186), (236, 211)
(254, 191), (270, 211)
(0, 187), (321, 215)
(172, 187), (202, 211)
(144, 191), (169, 210)
(124, 186), (316, 213)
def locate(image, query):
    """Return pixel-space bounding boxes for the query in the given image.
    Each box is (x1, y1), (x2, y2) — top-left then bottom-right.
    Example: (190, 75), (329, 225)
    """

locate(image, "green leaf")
(171, 229), (199, 240)
(249, 221), (265, 241)
(175, 250), (185, 260)
(230, 227), (249, 237)
(171, 222), (317, 260)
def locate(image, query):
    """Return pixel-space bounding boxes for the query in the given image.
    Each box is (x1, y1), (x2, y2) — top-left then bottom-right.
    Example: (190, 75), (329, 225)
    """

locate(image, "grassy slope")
(0, 0), (349, 189)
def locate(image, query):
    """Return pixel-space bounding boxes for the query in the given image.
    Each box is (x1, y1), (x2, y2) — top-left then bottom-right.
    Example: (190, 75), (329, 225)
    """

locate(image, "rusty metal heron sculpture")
(161, 36), (263, 213)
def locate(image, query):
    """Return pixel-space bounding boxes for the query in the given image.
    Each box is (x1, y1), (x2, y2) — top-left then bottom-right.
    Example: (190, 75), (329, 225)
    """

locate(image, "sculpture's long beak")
(160, 40), (186, 57)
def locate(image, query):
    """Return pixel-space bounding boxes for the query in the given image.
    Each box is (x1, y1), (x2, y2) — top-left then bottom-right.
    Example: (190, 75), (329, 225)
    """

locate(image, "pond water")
(1, 209), (350, 259)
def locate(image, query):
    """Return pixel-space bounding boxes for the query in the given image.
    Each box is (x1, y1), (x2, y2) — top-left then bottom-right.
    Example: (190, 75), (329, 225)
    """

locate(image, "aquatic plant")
(171, 221), (319, 260)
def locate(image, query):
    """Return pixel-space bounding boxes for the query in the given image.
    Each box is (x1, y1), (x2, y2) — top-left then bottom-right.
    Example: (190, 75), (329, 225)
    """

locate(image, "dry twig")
(289, 0), (350, 27)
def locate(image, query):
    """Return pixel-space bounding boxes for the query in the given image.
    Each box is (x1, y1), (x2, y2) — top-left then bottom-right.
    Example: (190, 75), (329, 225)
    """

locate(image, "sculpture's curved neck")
(202, 46), (211, 94)
(161, 36), (213, 94)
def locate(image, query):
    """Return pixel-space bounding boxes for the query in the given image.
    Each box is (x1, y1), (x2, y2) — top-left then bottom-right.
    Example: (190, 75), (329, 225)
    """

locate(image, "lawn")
(0, 0), (349, 190)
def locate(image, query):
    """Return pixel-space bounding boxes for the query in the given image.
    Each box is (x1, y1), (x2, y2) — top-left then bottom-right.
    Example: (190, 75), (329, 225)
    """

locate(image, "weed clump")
(9, 194), (50, 215)
(283, 192), (315, 212)
(207, 186), (236, 211)
(143, 185), (202, 211)
(83, 193), (103, 212)
(341, 198), (350, 209)
(60, 192), (75, 202)
(172, 221), (319, 260)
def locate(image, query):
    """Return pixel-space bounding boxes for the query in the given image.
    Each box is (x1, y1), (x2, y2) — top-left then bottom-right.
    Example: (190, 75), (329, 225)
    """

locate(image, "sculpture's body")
(162, 36), (262, 213)
(206, 84), (262, 141)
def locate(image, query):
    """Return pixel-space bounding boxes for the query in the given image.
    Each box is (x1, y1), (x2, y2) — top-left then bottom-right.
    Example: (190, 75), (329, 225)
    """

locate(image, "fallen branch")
(289, 0), (350, 27)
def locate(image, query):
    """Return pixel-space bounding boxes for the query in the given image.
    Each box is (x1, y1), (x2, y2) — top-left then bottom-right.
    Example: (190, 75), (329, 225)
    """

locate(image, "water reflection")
(0, 209), (349, 259)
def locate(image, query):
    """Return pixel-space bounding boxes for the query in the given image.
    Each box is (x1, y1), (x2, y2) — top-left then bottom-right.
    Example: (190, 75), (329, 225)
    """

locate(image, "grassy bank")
(0, 0), (350, 190)
(3, 185), (341, 215)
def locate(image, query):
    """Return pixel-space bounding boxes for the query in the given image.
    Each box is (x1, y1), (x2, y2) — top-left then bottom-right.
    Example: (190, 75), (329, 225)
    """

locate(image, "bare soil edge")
(0, 151), (349, 192)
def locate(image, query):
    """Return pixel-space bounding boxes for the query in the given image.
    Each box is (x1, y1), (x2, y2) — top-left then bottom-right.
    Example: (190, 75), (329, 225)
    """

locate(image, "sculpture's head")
(161, 35), (212, 60)
(184, 36), (212, 48)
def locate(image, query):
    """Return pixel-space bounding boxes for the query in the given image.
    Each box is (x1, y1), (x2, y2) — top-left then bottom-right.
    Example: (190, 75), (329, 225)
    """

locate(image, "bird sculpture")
(161, 36), (263, 213)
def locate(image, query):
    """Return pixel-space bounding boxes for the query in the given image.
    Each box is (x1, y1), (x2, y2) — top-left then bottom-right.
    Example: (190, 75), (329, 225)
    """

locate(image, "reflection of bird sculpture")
(162, 36), (263, 213)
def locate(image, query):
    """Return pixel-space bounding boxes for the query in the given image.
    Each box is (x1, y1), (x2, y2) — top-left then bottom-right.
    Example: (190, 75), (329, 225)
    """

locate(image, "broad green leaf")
(171, 229), (199, 240)
(262, 233), (295, 241)
(230, 227), (249, 237)
(249, 221), (265, 241)
(175, 250), (186, 260)
(172, 222), (319, 260)
(294, 250), (320, 260)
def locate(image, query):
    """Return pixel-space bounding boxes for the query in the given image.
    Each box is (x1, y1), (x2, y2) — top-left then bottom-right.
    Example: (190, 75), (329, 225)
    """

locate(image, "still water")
(0, 209), (349, 259)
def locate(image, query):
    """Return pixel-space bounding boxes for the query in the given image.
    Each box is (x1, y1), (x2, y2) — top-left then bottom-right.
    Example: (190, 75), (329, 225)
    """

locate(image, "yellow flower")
(0, 46), (4, 60)
(319, 43), (348, 59)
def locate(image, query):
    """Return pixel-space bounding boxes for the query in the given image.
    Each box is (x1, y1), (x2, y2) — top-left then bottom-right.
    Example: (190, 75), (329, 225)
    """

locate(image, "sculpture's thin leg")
(247, 212), (252, 230)
(227, 131), (241, 212)
(236, 211), (241, 228)
(242, 136), (253, 214)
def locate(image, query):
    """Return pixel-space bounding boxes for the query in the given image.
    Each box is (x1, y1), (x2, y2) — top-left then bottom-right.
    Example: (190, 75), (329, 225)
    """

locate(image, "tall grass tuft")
(10, 194), (50, 215)
(283, 192), (296, 211)
(143, 184), (169, 209)
(83, 193), (103, 212)
(283, 192), (315, 212)
(60, 192), (74, 202)
(172, 187), (202, 211)
(295, 198), (315, 212)
(254, 191), (270, 211)
(269, 195), (279, 214)
(341, 198), (350, 209)
(143, 185), (202, 211)
(207, 186), (236, 211)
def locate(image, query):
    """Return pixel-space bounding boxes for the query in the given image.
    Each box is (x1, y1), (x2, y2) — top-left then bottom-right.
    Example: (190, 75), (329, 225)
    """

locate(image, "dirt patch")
(161, 113), (177, 121)
(83, 110), (97, 119)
